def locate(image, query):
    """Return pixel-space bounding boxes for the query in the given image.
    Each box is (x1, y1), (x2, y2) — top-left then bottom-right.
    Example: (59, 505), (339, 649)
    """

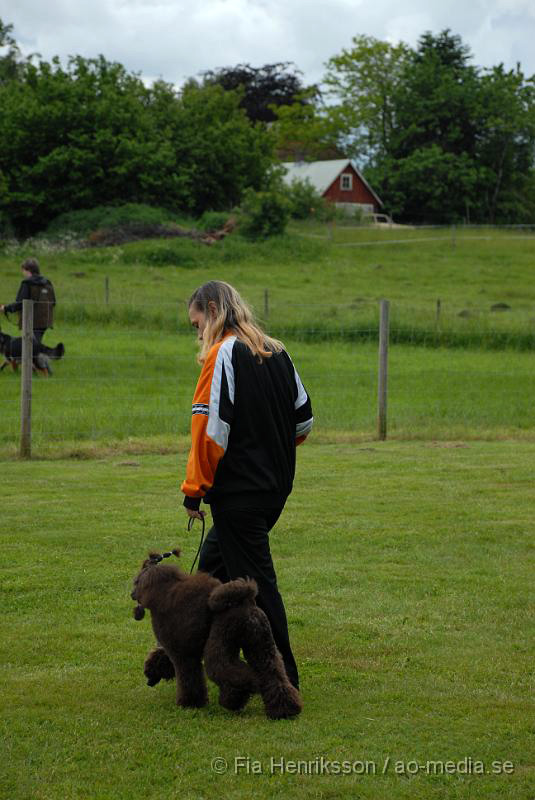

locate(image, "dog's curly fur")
(131, 549), (302, 719)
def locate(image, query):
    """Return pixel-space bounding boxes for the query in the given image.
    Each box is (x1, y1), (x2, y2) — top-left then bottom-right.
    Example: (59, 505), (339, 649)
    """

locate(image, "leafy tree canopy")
(0, 19), (26, 84)
(321, 29), (535, 223)
(0, 24), (274, 234)
(323, 34), (411, 163)
(200, 62), (311, 123)
(2, 18), (534, 230)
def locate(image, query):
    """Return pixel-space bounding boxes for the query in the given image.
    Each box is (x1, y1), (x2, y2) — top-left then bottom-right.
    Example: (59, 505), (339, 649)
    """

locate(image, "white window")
(340, 173), (353, 191)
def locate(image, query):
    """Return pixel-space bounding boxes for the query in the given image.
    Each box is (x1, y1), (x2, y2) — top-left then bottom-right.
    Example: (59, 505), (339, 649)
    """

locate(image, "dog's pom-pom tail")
(172, 548), (181, 558)
(208, 577), (258, 612)
(133, 605), (145, 620)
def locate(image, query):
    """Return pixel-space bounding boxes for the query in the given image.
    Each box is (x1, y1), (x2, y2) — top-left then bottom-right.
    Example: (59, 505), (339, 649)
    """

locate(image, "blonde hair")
(189, 281), (283, 363)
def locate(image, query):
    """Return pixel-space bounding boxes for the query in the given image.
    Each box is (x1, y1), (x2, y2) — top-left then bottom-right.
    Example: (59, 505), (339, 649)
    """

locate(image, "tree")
(200, 62), (309, 123)
(377, 146), (478, 222)
(0, 48), (274, 233)
(170, 82), (273, 215)
(0, 19), (24, 84)
(391, 30), (480, 160)
(475, 64), (535, 222)
(389, 31), (535, 222)
(0, 55), (156, 232)
(323, 34), (411, 164)
(324, 29), (535, 223)
(272, 87), (343, 160)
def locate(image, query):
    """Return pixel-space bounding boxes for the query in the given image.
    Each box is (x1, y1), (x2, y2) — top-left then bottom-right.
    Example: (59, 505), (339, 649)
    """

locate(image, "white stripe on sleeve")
(296, 417), (313, 437)
(206, 336), (236, 451)
(294, 367), (309, 411)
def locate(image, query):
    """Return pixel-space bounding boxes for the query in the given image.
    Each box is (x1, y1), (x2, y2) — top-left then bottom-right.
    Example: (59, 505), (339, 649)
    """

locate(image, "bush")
(284, 178), (321, 219)
(46, 204), (189, 237)
(86, 222), (187, 247)
(196, 211), (234, 232)
(238, 188), (290, 239)
(122, 241), (199, 268)
(283, 178), (340, 222)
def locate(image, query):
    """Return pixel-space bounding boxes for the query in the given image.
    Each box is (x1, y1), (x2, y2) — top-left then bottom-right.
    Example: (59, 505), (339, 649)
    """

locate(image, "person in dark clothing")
(1, 258), (56, 344)
(181, 281), (313, 689)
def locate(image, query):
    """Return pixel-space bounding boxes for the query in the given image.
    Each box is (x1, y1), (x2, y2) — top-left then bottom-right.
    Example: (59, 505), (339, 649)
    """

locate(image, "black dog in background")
(0, 327), (64, 376)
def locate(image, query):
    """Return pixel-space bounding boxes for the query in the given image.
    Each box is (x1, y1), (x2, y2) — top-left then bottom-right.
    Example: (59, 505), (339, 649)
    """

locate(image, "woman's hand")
(186, 508), (206, 521)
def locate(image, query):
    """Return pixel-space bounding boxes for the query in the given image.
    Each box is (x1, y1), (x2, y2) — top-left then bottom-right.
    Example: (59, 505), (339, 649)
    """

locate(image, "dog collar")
(149, 551), (175, 564)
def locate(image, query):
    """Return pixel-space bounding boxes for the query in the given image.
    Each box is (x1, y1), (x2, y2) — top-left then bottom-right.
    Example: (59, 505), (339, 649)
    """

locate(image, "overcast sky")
(3, 0), (535, 87)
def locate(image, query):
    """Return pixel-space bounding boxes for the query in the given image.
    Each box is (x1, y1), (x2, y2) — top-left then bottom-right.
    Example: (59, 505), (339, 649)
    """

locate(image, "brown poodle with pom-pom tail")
(131, 548), (302, 720)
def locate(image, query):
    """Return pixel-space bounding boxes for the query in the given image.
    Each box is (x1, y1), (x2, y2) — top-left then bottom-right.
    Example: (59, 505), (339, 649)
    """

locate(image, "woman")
(181, 281), (313, 689)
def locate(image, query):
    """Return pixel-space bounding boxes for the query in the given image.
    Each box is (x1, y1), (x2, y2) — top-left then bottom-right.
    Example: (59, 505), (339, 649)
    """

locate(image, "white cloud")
(4, 0), (535, 87)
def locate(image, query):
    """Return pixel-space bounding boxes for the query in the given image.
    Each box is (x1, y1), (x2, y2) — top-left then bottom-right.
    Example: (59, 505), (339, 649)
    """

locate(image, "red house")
(281, 159), (382, 215)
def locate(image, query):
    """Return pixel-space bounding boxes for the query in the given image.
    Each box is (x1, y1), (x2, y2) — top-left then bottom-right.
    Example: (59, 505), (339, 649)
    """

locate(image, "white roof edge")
(352, 165), (383, 207)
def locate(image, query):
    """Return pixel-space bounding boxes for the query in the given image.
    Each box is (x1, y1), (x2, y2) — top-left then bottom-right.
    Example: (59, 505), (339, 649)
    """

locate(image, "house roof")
(281, 159), (383, 206)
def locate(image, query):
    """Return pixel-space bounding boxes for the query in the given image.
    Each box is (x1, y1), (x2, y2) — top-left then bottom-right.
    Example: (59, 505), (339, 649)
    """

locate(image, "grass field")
(2, 223), (534, 799)
(2, 224), (535, 347)
(2, 325), (535, 455)
(2, 441), (534, 800)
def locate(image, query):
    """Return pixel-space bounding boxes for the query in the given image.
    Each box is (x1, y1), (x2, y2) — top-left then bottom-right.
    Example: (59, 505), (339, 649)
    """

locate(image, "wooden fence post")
(264, 288), (269, 319)
(105, 276), (110, 305)
(20, 298), (33, 459)
(377, 299), (390, 441)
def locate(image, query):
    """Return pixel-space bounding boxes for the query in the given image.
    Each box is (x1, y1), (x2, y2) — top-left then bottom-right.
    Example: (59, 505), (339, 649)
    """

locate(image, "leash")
(147, 515), (206, 573)
(187, 514), (206, 574)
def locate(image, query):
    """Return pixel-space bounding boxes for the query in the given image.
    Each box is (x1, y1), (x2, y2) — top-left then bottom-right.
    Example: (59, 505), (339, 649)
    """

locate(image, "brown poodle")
(131, 549), (302, 720)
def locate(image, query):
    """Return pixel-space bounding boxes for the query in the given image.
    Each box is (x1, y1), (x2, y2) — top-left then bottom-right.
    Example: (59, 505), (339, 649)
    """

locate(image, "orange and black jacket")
(181, 334), (313, 512)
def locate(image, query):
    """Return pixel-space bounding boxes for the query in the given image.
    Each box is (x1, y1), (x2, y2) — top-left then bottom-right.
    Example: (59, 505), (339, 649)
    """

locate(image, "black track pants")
(198, 506), (299, 689)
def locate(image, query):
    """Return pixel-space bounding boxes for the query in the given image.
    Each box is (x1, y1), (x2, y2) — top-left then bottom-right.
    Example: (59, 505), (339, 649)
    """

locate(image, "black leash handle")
(187, 514), (206, 574)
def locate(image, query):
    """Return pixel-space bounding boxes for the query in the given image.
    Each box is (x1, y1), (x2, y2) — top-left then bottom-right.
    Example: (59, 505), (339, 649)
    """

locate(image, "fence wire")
(2, 301), (535, 454)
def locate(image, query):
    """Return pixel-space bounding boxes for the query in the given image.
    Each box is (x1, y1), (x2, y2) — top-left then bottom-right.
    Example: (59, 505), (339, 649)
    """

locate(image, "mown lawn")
(2, 224), (534, 798)
(1, 441), (534, 799)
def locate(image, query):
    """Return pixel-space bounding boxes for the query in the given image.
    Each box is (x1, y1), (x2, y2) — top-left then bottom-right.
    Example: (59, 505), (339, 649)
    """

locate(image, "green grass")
(2, 224), (535, 348)
(2, 221), (535, 798)
(2, 441), (534, 799)
(2, 326), (535, 455)
(44, 203), (193, 237)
